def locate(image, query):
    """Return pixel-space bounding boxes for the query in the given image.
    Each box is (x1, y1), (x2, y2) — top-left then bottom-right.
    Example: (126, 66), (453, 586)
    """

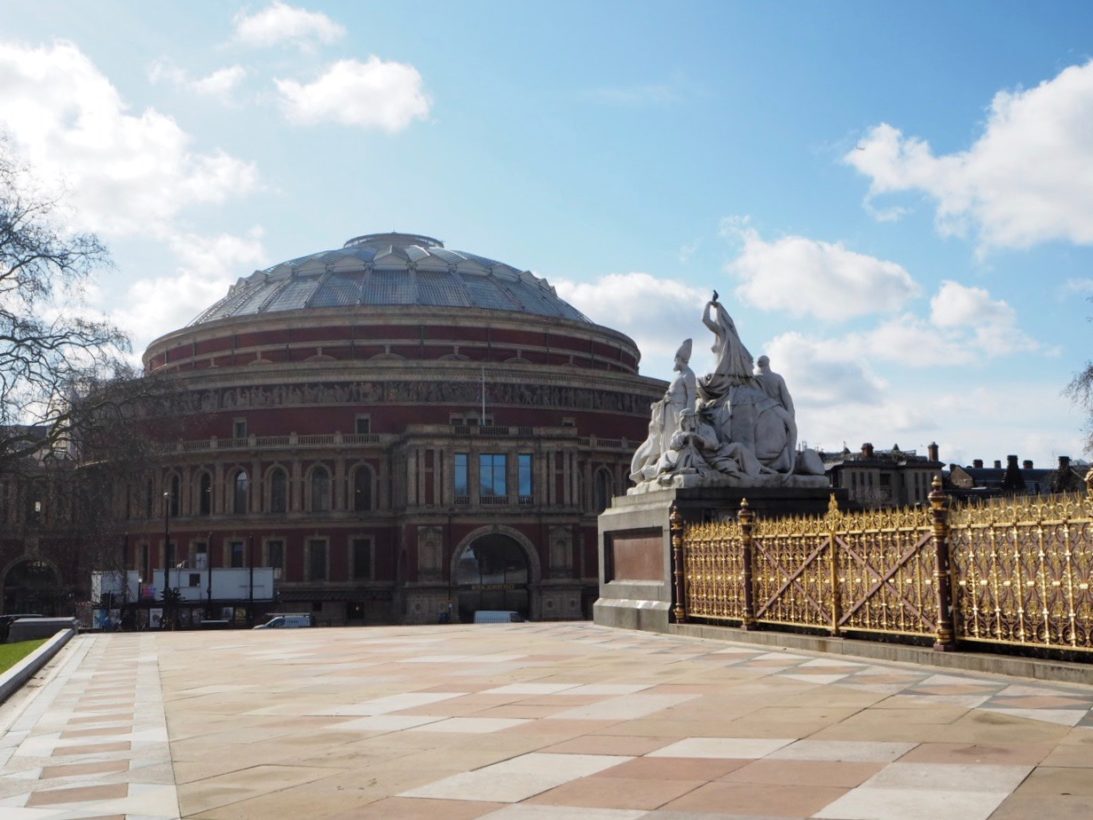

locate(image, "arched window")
(169, 474), (181, 517)
(309, 466), (330, 512)
(593, 468), (613, 514)
(145, 479), (155, 519)
(232, 469), (249, 515)
(197, 472), (212, 516)
(269, 467), (288, 514)
(352, 465), (373, 512)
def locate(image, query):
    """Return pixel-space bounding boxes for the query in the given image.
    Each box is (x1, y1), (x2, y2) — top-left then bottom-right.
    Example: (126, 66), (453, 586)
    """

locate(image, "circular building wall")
(126, 232), (664, 625)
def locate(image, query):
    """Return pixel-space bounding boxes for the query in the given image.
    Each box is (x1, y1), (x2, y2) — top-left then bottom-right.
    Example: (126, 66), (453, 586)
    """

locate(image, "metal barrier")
(675, 476), (1093, 655)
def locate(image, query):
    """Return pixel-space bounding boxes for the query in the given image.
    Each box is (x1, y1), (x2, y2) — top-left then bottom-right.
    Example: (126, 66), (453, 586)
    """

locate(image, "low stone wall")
(8, 618), (78, 643)
(0, 628), (75, 705)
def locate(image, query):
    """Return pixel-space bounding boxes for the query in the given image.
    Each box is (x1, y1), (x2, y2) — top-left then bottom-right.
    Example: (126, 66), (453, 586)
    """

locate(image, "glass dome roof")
(189, 232), (590, 326)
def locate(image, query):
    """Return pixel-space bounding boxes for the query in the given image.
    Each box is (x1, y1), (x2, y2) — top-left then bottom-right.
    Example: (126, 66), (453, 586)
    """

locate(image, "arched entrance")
(3, 559), (63, 615)
(454, 533), (531, 622)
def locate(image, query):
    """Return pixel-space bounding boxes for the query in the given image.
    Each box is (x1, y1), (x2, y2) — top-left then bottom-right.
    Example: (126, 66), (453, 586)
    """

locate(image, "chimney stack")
(973, 459), (983, 469)
(994, 460), (1002, 469)
(861, 442), (874, 458)
(1001, 455), (1027, 493)
(927, 442), (939, 462)
(1023, 460), (1033, 469)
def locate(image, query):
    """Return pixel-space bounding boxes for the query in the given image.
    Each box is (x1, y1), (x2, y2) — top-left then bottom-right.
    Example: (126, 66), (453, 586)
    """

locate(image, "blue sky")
(3, 1), (1092, 467)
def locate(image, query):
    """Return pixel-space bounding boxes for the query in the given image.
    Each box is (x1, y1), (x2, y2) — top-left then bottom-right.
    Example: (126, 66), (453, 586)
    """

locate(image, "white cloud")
(232, 1), (344, 49)
(763, 331), (886, 407)
(845, 60), (1093, 250)
(760, 279), (1038, 395)
(929, 279), (1038, 355)
(275, 57), (431, 131)
(678, 239), (699, 264)
(803, 382), (1086, 469)
(857, 314), (976, 366)
(757, 341), (1083, 466)
(555, 272), (707, 377)
(150, 60), (248, 104)
(1063, 277), (1093, 296)
(722, 220), (919, 321)
(0, 40), (258, 237)
(110, 228), (268, 352)
(147, 59), (186, 86)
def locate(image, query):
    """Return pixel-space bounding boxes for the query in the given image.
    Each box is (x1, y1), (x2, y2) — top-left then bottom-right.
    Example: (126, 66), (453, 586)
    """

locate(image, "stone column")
(334, 457), (346, 511)
(291, 459), (303, 513)
(213, 464), (225, 515)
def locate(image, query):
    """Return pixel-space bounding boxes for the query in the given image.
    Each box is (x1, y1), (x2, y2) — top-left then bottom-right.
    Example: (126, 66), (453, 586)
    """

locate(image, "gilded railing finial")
(929, 473), (945, 505)
(826, 492), (840, 518)
(1085, 468), (1093, 503)
(670, 504), (686, 623)
(927, 473), (956, 651)
(738, 496), (756, 629)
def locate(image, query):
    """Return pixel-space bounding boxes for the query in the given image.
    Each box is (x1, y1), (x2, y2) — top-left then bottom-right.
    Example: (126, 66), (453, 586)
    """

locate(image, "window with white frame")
(232, 469), (249, 514)
(229, 540), (245, 568)
(479, 453), (506, 498)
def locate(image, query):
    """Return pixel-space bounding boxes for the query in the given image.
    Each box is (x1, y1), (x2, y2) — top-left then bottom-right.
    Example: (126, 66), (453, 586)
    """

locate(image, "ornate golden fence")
(673, 477), (1093, 654)
(949, 493), (1093, 650)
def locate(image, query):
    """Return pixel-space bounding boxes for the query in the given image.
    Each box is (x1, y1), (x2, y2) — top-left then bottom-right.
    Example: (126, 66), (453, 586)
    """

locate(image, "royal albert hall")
(133, 232), (664, 624)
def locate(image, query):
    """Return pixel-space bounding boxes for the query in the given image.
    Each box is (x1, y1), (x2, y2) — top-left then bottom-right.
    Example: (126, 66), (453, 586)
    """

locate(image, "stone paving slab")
(0, 623), (1091, 817)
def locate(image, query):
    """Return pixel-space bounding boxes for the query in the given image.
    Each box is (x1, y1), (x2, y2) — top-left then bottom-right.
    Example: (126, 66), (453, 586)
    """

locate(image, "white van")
(473, 610), (524, 623)
(254, 613), (313, 629)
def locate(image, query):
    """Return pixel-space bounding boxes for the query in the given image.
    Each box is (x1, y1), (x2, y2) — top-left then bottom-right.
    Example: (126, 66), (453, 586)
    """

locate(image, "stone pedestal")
(594, 484), (841, 632)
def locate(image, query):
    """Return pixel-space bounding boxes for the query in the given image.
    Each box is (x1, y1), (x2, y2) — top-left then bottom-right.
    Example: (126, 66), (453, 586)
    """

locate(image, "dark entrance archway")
(454, 533), (530, 622)
(3, 559), (63, 615)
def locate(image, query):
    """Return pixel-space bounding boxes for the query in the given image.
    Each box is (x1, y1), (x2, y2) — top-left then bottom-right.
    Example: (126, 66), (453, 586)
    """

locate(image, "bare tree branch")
(0, 136), (132, 469)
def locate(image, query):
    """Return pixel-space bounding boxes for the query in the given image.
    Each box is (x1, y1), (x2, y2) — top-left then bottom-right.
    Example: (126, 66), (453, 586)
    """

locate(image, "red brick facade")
(121, 304), (663, 624)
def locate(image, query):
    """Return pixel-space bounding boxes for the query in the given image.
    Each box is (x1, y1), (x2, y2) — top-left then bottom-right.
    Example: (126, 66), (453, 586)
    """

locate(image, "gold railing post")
(739, 498), (756, 629)
(670, 504), (686, 623)
(828, 494), (841, 636)
(929, 475), (957, 651)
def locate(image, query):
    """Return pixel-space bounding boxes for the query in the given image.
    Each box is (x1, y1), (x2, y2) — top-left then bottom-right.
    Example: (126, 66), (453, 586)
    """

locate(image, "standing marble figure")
(698, 293), (754, 401)
(629, 339), (696, 483)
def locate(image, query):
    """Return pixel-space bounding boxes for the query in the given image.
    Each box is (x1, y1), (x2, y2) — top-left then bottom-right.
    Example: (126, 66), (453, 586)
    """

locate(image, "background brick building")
(117, 232), (664, 624)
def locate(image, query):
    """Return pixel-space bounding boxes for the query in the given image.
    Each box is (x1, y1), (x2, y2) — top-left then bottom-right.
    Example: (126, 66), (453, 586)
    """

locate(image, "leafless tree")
(1067, 359), (1093, 454)
(0, 139), (189, 610)
(0, 138), (130, 472)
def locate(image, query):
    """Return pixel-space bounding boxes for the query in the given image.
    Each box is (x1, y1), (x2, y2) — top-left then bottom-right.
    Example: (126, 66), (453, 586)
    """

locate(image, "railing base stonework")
(671, 621), (1093, 687)
(600, 474), (1093, 661)
(594, 485), (838, 632)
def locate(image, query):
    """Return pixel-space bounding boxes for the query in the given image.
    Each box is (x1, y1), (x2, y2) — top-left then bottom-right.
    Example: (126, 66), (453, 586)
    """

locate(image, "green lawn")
(0, 639), (46, 674)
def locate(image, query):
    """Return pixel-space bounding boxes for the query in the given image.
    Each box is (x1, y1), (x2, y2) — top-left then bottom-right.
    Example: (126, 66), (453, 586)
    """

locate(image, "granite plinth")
(595, 484), (840, 633)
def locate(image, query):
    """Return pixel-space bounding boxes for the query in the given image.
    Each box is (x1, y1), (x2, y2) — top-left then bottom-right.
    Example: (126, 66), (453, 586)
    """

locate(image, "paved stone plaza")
(0, 624), (1090, 818)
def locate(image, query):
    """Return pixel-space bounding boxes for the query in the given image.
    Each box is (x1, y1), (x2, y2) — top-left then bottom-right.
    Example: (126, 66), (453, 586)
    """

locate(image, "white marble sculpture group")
(629, 294), (828, 493)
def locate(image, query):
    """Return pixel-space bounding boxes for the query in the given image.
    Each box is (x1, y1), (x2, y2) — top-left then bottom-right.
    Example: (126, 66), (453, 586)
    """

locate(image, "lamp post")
(162, 490), (171, 629)
(248, 535), (254, 627)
